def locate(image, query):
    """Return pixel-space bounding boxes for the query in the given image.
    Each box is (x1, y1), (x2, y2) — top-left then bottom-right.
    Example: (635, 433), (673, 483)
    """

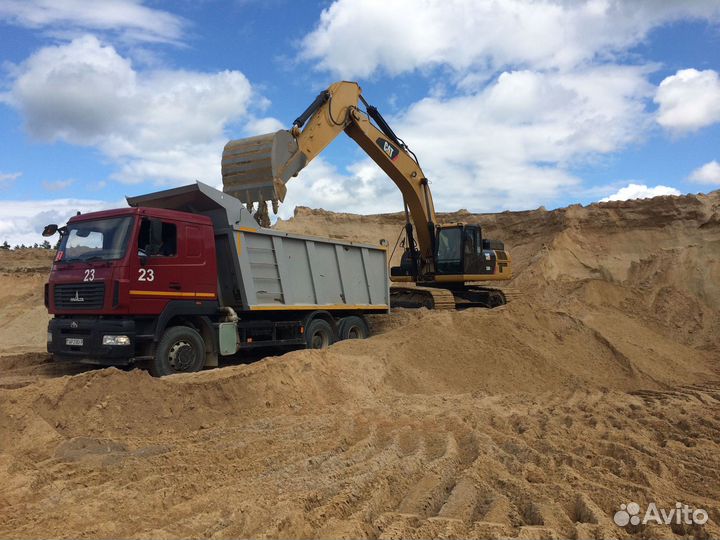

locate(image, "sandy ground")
(0, 192), (719, 539)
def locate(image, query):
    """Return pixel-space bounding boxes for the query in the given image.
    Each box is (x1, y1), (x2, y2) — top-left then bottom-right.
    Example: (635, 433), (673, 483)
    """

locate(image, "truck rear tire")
(338, 316), (369, 340)
(305, 318), (335, 350)
(150, 325), (206, 377)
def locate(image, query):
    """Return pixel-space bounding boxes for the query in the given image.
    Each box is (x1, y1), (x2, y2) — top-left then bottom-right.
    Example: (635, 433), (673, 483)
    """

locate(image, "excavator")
(221, 81), (512, 309)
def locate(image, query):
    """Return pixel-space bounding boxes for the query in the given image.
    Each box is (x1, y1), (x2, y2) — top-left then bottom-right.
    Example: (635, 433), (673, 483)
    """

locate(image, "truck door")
(182, 223), (216, 297)
(129, 217), (183, 313)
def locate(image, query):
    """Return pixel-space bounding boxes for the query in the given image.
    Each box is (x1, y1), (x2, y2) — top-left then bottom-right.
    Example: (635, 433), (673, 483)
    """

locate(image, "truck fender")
(154, 300), (219, 339)
(154, 300), (220, 368)
(301, 310), (338, 336)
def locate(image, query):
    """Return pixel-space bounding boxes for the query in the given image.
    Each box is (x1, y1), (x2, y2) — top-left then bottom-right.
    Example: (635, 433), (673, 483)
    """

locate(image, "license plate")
(65, 338), (84, 346)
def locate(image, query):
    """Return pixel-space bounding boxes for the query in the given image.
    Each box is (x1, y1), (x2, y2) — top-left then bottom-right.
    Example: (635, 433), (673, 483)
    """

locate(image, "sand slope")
(0, 192), (719, 539)
(0, 250), (52, 354)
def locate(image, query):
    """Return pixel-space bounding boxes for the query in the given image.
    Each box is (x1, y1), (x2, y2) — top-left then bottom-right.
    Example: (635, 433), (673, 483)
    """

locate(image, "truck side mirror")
(42, 224), (58, 237)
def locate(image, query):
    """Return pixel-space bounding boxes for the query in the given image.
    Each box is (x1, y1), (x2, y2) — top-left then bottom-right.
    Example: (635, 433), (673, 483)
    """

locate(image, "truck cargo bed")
(128, 182), (389, 313)
(238, 227), (388, 310)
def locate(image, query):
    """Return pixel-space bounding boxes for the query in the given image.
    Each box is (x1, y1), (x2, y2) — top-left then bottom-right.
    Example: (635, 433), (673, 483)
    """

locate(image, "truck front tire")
(305, 319), (335, 349)
(150, 325), (206, 376)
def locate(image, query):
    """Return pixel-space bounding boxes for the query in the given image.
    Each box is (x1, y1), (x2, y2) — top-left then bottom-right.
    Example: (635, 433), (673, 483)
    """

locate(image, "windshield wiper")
(61, 255), (108, 263)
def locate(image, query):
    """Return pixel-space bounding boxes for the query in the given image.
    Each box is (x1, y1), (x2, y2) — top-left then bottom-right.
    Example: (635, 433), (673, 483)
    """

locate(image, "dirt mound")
(0, 250), (53, 354)
(1, 192), (720, 538)
(0, 248), (53, 273)
(279, 191), (720, 351)
(2, 355), (719, 538)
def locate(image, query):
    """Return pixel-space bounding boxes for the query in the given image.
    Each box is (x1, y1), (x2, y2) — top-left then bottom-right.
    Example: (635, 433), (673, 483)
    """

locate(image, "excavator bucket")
(221, 130), (307, 212)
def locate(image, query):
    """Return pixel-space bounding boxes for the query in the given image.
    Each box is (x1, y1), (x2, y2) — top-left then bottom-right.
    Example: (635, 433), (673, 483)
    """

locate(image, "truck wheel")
(338, 316), (369, 340)
(150, 326), (205, 377)
(305, 318), (335, 350)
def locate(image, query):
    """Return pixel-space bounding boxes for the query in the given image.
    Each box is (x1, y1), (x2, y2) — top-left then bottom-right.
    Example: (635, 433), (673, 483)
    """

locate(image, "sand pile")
(0, 249), (52, 354)
(2, 342), (719, 539)
(1, 191), (719, 539)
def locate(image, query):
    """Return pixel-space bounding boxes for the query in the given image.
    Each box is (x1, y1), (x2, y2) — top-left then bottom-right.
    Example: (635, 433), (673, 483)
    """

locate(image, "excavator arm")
(221, 81), (437, 271)
(222, 80), (513, 308)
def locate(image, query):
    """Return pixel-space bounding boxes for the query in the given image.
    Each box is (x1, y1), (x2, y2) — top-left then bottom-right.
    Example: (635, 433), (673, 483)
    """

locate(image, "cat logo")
(376, 137), (399, 161)
(70, 321), (79, 329)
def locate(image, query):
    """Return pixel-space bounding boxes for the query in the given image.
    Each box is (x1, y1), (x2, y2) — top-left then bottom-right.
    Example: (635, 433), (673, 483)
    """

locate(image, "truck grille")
(54, 283), (105, 310)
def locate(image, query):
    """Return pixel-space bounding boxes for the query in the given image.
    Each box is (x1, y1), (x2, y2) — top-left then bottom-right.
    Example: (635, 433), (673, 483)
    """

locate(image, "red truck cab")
(46, 206), (218, 368)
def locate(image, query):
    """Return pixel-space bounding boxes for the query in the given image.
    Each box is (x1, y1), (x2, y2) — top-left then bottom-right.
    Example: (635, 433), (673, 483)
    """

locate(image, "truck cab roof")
(68, 206), (212, 226)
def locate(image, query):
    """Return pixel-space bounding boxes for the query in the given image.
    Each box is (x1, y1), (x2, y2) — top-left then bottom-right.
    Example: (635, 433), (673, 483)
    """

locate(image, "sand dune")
(0, 192), (718, 539)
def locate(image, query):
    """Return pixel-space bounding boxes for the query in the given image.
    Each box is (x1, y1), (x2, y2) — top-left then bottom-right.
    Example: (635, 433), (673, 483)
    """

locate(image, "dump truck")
(43, 181), (388, 376)
(221, 81), (513, 309)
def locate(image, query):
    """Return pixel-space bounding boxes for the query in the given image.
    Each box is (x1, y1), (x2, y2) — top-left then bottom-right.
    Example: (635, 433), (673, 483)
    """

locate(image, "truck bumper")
(48, 317), (138, 366)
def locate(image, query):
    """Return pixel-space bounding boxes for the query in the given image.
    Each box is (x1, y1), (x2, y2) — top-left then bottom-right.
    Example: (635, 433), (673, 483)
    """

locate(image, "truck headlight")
(47, 331), (52, 343)
(102, 335), (131, 346)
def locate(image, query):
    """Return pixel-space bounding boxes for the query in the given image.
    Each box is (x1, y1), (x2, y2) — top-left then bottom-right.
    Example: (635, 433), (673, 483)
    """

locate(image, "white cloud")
(273, 65), (654, 214)
(599, 183), (681, 202)
(0, 0), (184, 44)
(243, 117), (286, 136)
(0, 171), (21, 181)
(277, 157), (402, 219)
(0, 198), (122, 247)
(6, 36), (138, 142)
(301, 0), (720, 78)
(288, 0), (720, 214)
(88, 180), (108, 191)
(655, 69), (720, 133)
(4, 35), (270, 186)
(688, 160), (720, 185)
(0, 171), (21, 188)
(42, 179), (75, 191)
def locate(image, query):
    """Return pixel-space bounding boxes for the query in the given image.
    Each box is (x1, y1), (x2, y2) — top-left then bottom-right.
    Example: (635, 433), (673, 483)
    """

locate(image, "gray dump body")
(128, 182), (389, 313)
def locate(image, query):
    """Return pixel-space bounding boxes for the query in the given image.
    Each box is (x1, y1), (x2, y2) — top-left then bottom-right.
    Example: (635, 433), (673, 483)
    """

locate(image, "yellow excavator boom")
(221, 81), (437, 269)
(222, 80), (514, 309)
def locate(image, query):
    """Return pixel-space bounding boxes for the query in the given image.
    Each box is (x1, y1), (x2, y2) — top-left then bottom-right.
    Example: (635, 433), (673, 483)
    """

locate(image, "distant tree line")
(0, 240), (53, 250)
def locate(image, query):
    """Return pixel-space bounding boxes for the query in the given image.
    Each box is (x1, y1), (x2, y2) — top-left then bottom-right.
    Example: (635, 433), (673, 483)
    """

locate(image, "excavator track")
(390, 284), (456, 310)
(494, 286), (523, 302)
(390, 284), (517, 310)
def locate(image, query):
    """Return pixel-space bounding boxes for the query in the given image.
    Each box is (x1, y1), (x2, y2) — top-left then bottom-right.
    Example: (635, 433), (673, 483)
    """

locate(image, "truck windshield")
(58, 216), (133, 262)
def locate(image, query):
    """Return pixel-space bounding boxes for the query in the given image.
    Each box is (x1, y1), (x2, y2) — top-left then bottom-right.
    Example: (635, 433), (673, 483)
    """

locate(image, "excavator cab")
(436, 224), (508, 279)
(392, 224), (509, 281)
(435, 225), (464, 274)
(435, 226), (463, 274)
(436, 225), (485, 275)
(390, 225), (471, 278)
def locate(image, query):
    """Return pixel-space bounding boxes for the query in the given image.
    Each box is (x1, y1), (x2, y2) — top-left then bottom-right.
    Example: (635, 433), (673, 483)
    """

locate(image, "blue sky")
(0, 0), (719, 245)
